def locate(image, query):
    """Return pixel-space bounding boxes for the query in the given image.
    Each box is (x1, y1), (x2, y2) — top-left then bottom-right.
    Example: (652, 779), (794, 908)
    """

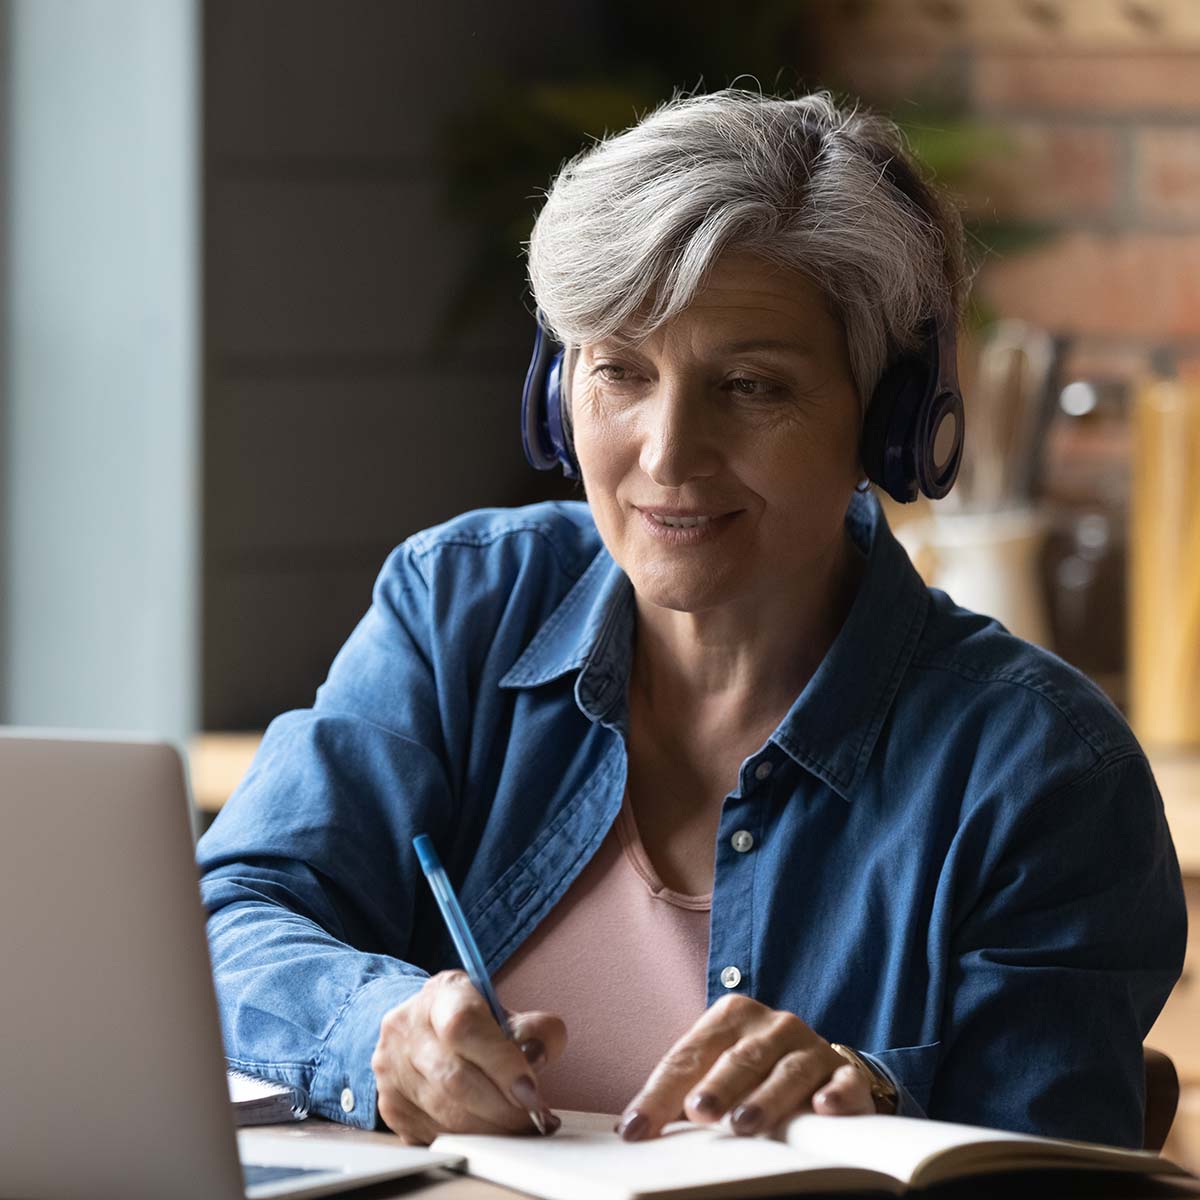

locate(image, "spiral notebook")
(226, 1068), (309, 1126)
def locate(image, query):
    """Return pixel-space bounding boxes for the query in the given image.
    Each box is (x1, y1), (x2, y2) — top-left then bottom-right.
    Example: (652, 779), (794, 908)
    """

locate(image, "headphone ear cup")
(914, 388), (964, 500)
(521, 318), (579, 478)
(861, 357), (926, 504)
(544, 349), (579, 478)
(861, 315), (965, 504)
(860, 368), (892, 491)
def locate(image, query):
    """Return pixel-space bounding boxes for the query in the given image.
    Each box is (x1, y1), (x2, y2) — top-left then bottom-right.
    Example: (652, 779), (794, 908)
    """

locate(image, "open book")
(433, 1111), (1190, 1200)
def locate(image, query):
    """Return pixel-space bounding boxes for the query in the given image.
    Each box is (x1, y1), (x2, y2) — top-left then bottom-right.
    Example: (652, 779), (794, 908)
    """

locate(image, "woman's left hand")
(616, 995), (875, 1141)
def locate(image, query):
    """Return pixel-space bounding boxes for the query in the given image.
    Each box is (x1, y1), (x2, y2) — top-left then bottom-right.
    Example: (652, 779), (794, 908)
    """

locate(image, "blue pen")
(412, 834), (549, 1135)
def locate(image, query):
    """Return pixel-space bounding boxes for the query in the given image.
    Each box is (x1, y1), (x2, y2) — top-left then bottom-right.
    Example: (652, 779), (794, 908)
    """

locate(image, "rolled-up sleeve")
(197, 543), (455, 1129)
(929, 752), (1187, 1147)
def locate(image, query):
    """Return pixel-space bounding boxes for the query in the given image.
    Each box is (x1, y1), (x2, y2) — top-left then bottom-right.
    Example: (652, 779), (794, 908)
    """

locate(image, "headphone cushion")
(861, 357), (927, 503)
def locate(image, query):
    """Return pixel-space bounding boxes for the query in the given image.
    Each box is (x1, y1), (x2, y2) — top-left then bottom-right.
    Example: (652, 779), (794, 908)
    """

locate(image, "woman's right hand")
(372, 970), (567, 1144)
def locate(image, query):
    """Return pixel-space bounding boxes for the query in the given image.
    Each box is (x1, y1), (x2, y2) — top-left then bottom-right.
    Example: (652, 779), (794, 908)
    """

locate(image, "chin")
(629, 561), (741, 614)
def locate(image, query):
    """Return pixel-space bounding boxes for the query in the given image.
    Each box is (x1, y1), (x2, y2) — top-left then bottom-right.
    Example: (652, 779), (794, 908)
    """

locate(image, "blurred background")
(1, 0), (1198, 1164)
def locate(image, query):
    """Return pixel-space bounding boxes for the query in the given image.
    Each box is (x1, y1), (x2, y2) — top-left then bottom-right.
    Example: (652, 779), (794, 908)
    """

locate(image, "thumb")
(508, 1010), (568, 1071)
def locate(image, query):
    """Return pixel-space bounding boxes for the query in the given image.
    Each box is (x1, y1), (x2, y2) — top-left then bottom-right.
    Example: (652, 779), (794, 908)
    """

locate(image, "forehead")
(592, 251), (841, 352)
(684, 251), (835, 325)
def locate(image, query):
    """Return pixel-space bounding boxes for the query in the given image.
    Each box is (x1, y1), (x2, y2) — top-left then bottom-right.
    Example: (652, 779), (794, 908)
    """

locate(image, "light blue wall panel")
(3, 0), (198, 738)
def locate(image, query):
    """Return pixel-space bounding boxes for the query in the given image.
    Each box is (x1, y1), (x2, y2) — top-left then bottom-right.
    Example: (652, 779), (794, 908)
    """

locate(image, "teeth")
(651, 513), (711, 528)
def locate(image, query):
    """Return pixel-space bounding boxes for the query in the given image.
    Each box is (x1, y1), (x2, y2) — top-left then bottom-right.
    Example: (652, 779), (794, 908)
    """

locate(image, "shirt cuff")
(858, 1050), (928, 1119)
(309, 972), (427, 1130)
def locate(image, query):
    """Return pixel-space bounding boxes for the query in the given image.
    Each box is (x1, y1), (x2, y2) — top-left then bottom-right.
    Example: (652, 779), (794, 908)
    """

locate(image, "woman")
(197, 90), (1185, 1150)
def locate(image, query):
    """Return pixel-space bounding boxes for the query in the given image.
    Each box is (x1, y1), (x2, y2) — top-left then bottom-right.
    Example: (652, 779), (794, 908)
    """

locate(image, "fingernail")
(541, 1110), (561, 1135)
(520, 1038), (547, 1068)
(730, 1104), (763, 1135)
(616, 1110), (649, 1142)
(511, 1075), (540, 1110)
(688, 1091), (721, 1116)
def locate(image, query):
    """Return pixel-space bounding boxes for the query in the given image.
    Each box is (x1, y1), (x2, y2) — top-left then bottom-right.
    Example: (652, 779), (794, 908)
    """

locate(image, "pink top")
(493, 792), (712, 1115)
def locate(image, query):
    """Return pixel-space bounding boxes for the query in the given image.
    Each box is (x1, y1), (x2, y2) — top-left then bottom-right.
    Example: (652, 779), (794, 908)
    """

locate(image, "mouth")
(635, 507), (741, 543)
(645, 512), (717, 529)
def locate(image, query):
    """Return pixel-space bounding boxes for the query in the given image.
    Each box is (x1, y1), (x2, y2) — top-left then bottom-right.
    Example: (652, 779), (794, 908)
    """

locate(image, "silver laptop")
(0, 730), (461, 1200)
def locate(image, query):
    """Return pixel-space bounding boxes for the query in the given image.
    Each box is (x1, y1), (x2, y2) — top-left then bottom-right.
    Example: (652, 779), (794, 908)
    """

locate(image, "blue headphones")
(520, 310), (964, 503)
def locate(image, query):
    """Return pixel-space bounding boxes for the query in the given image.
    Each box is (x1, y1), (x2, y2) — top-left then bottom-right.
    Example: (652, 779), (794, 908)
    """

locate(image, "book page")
(227, 1070), (293, 1104)
(434, 1111), (900, 1200)
(779, 1114), (1185, 1186)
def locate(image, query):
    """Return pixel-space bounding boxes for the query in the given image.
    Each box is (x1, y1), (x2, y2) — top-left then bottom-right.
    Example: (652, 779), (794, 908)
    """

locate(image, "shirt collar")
(498, 547), (635, 722)
(771, 492), (930, 799)
(499, 491), (929, 798)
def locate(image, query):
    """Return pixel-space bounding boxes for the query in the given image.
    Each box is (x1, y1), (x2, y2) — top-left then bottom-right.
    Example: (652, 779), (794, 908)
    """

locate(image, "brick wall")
(811, 0), (1200, 378)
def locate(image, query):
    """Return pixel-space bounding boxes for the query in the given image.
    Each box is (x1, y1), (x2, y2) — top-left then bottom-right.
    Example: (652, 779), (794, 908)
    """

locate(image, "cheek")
(755, 414), (859, 484)
(571, 407), (634, 493)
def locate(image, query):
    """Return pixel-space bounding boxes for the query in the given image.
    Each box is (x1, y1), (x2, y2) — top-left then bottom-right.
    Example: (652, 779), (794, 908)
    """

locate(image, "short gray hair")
(525, 88), (970, 412)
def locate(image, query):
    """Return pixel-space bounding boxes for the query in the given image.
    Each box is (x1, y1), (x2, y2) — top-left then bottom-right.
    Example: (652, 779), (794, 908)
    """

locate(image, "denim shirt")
(197, 492), (1186, 1147)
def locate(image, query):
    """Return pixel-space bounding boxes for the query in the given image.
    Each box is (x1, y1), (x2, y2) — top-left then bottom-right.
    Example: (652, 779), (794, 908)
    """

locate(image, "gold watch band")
(829, 1043), (898, 1113)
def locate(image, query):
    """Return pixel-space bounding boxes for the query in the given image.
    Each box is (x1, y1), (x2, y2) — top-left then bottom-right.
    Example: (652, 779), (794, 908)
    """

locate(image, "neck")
(629, 527), (866, 736)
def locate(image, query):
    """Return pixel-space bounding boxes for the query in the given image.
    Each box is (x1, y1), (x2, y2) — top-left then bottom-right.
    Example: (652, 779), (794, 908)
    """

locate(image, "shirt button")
(720, 965), (742, 989)
(731, 829), (754, 853)
(340, 1087), (355, 1114)
(754, 761), (773, 782)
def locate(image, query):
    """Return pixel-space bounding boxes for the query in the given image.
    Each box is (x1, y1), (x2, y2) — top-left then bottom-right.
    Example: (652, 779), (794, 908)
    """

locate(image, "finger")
(682, 1012), (812, 1126)
(408, 1039), (537, 1134)
(374, 999), (528, 1136)
(617, 995), (770, 1141)
(507, 1010), (569, 1071)
(428, 974), (551, 1127)
(813, 1064), (876, 1116)
(728, 1047), (847, 1136)
(375, 1084), (441, 1146)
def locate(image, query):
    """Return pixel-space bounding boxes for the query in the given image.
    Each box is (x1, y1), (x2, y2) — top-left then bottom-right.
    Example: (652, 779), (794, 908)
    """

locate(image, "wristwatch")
(829, 1043), (899, 1114)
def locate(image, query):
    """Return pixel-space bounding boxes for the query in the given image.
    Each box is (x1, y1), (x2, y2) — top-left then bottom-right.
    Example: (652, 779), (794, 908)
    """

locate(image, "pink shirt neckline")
(613, 792), (713, 910)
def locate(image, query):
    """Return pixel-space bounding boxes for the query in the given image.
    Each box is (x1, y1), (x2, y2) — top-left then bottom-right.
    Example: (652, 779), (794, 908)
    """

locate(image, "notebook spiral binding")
(226, 1067), (310, 1126)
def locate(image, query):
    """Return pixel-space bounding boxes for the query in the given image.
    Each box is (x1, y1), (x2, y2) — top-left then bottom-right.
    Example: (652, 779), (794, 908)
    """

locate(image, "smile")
(648, 513), (712, 528)
(636, 508), (740, 543)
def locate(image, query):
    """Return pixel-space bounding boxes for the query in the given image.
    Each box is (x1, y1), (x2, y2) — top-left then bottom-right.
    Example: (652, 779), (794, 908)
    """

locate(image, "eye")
(592, 363), (640, 386)
(725, 375), (782, 397)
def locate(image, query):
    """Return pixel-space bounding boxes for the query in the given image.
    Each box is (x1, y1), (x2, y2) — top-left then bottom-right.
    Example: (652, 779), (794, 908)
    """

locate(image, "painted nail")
(730, 1104), (763, 1135)
(688, 1092), (721, 1116)
(511, 1075), (540, 1110)
(541, 1111), (562, 1135)
(616, 1110), (650, 1142)
(520, 1038), (547, 1068)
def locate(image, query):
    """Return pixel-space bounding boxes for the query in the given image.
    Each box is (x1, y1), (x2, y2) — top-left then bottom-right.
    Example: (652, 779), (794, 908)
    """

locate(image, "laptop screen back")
(0, 732), (244, 1200)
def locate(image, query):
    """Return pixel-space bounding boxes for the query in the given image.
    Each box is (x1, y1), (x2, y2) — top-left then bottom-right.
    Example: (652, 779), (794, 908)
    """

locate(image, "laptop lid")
(0, 731), (461, 1200)
(0, 731), (247, 1200)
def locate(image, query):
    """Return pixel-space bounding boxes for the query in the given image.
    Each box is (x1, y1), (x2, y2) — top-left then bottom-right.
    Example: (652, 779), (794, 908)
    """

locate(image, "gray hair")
(525, 88), (971, 412)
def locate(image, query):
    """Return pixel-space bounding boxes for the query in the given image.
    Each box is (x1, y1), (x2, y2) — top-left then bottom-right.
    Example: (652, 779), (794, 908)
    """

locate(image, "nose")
(638, 381), (720, 488)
